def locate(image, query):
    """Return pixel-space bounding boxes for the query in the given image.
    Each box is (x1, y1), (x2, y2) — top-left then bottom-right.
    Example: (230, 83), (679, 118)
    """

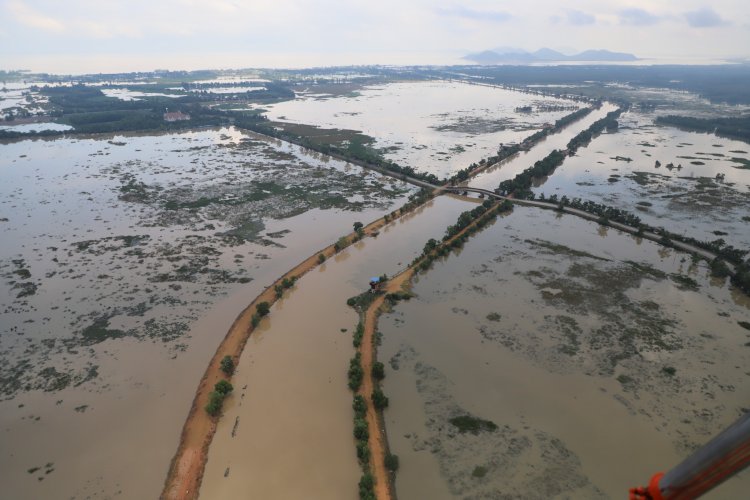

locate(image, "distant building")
(163, 111), (190, 122)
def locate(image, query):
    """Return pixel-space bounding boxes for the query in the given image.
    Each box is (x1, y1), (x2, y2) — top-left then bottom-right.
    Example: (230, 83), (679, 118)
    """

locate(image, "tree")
(372, 388), (389, 409)
(371, 361), (385, 380)
(215, 380), (233, 395)
(353, 418), (369, 440)
(256, 301), (270, 317)
(385, 453), (400, 472)
(220, 355), (234, 375)
(353, 221), (364, 232)
(205, 391), (224, 416)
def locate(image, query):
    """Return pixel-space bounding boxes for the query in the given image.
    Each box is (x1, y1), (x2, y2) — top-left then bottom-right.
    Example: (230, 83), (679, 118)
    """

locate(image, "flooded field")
(467, 103), (619, 191)
(379, 206), (750, 498)
(265, 81), (585, 178)
(534, 111), (750, 249)
(0, 127), (414, 499)
(200, 194), (472, 498)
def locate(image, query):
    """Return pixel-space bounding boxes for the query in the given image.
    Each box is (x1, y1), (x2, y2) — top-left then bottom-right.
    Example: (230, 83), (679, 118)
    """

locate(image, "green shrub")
(353, 418), (369, 440)
(334, 236), (349, 252)
(372, 388), (389, 409)
(358, 472), (375, 500)
(472, 465), (488, 478)
(318, 253), (326, 264)
(353, 321), (364, 348)
(356, 441), (370, 463)
(385, 453), (400, 472)
(256, 301), (270, 317)
(220, 355), (234, 375)
(215, 380), (233, 395)
(348, 354), (364, 391)
(205, 391), (224, 416)
(449, 415), (497, 434)
(372, 361), (385, 380)
(353, 395), (367, 418)
(251, 313), (261, 327)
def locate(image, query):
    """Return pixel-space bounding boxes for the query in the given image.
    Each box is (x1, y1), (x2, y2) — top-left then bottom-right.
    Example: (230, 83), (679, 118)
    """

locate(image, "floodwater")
(265, 81), (585, 178)
(200, 194), (472, 498)
(0, 127), (413, 499)
(379, 206), (750, 498)
(467, 102), (619, 190)
(534, 110), (750, 249)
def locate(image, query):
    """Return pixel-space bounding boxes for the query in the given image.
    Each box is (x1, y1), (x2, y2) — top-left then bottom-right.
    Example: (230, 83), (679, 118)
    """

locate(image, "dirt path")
(356, 203), (504, 500)
(160, 214), (394, 500)
(358, 270), (413, 500)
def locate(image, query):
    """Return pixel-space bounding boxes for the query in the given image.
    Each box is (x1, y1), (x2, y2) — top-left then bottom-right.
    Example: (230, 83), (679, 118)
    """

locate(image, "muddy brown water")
(379, 206), (750, 499)
(266, 80), (586, 178)
(533, 110), (750, 249)
(468, 103), (619, 191)
(0, 127), (414, 499)
(198, 195), (471, 498)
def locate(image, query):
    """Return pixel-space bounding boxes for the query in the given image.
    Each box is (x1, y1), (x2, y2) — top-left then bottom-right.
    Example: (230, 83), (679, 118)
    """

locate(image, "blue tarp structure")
(370, 277), (380, 283)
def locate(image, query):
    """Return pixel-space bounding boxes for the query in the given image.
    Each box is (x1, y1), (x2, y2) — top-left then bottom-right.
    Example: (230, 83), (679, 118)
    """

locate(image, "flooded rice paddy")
(265, 81), (585, 178)
(379, 206), (750, 499)
(0, 127), (413, 499)
(534, 111), (750, 249)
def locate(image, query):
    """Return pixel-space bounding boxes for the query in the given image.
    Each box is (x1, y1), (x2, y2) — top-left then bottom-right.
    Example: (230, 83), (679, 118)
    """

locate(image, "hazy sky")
(2, 0), (749, 73)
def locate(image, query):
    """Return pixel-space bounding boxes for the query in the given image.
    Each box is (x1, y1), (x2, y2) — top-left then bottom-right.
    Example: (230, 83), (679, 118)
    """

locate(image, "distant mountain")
(463, 48), (638, 64)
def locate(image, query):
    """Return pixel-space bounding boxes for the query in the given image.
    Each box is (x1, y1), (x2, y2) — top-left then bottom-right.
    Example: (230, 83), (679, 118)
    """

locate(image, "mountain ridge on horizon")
(464, 47), (638, 64)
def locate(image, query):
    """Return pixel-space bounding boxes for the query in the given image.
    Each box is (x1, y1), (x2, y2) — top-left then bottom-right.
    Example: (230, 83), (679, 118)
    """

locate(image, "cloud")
(619, 8), (661, 26)
(436, 5), (512, 23)
(7, 0), (65, 33)
(684, 7), (729, 28)
(565, 9), (595, 26)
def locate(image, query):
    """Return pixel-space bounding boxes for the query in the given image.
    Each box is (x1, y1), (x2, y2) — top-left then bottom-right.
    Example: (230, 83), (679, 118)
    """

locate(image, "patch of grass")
(472, 466), (488, 478)
(449, 414), (498, 435)
(670, 274), (700, 291)
(616, 374), (633, 385)
(80, 317), (125, 344)
(486, 312), (501, 322)
(525, 239), (609, 261)
(662, 366), (676, 376)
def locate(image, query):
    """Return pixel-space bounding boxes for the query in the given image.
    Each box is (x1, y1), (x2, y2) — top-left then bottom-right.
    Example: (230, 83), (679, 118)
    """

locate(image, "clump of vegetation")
(358, 471), (375, 500)
(205, 379), (234, 416)
(334, 235), (349, 252)
(449, 415), (498, 435)
(670, 274), (700, 291)
(372, 361), (385, 380)
(220, 355), (234, 375)
(662, 366), (677, 376)
(385, 453), (400, 472)
(318, 253), (326, 264)
(352, 321), (365, 348)
(256, 301), (270, 317)
(348, 353), (364, 391)
(486, 312), (501, 322)
(617, 374), (634, 385)
(354, 221), (365, 238)
(710, 258), (731, 278)
(372, 388), (389, 409)
(738, 321), (750, 331)
(472, 465), (488, 478)
(274, 276), (297, 298)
